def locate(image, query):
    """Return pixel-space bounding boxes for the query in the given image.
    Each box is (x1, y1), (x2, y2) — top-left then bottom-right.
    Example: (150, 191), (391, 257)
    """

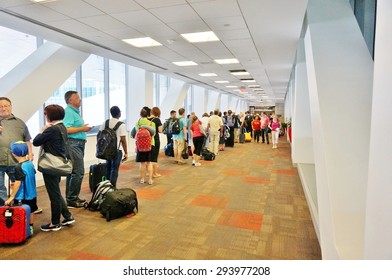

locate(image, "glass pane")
(81, 55), (105, 126)
(109, 60), (126, 121)
(25, 110), (40, 139)
(46, 72), (77, 107)
(0, 26), (36, 79)
(159, 75), (169, 104)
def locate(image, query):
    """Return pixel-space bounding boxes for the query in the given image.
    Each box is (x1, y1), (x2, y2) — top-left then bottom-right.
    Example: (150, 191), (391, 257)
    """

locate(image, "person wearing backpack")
(134, 108), (156, 185)
(172, 108), (187, 165)
(98, 106), (128, 188)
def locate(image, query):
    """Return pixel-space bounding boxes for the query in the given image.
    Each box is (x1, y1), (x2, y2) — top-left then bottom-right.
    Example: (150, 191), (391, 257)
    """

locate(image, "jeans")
(261, 128), (269, 144)
(0, 166), (15, 203)
(66, 139), (85, 204)
(105, 150), (122, 187)
(43, 173), (72, 225)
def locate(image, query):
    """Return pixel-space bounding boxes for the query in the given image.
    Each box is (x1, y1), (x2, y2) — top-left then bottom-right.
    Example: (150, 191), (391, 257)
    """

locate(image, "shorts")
(13, 197), (38, 213)
(173, 138), (185, 154)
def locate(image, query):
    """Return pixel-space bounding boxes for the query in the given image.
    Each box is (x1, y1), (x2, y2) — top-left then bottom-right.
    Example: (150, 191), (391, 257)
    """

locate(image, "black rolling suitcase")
(89, 163), (107, 192)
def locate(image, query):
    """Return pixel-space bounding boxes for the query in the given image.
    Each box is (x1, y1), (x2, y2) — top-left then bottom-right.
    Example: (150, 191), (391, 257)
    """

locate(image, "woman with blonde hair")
(268, 114), (281, 149)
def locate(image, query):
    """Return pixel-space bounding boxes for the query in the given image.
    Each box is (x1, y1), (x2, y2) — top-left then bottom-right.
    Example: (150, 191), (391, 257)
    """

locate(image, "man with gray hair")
(63, 91), (92, 208)
(207, 109), (223, 155)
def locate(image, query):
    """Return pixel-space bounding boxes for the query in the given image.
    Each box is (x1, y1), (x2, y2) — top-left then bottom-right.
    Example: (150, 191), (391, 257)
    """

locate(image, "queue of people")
(1, 92), (283, 235)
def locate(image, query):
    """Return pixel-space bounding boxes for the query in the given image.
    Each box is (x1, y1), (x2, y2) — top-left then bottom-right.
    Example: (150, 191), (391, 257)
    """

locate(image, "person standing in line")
(149, 106), (162, 178)
(99, 106), (128, 188)
(260, 112), (270, 144)
(251, 115), (261, 143)
(4, 141), (38, 235)
(172, 108), (187, 165)
(63, 91), (92, 208)
(269, 114), (281, 149)
(190, 115), (205, 167)
(0, 97), (42, 214)
(134, 108), (155, 185)
(165, 110), (176, 145)
(201, 112), (210, 149)
(207, 109), (223, 155)
(33, 105), (75, 231)
(218, 111), (226, 151)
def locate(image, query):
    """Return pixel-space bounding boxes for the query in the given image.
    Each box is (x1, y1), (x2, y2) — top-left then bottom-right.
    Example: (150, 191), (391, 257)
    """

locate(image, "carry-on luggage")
(86, 180), (115, 211)
(239, 132), (245, 143)
(89, 162), (107, 192)
(164, 143), (174, 157)
(245, 132), (252, 142)
(0, 204), (31, 244)
(202, 149), (215, 161)
(100, 188), (138, 222)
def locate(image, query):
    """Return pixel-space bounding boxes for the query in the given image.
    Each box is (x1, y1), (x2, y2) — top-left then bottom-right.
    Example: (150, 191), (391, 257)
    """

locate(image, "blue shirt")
(63, 105), (86, 140)
(172, 117), (187, 140)
(14, 160), (36, 201)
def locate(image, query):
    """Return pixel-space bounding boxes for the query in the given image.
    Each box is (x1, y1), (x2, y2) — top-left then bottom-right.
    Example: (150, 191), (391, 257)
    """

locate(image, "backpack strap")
(105, 119), (110, 129)
(112, 121), (123, 131)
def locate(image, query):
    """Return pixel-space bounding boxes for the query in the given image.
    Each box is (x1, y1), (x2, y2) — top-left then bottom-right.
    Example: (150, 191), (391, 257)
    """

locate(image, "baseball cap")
(11, 141), (28, 157)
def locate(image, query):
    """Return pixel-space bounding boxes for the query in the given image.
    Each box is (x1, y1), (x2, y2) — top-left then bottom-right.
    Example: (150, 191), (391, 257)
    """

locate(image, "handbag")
(38, 125), (73, 176)
(182, 148), (189, 160)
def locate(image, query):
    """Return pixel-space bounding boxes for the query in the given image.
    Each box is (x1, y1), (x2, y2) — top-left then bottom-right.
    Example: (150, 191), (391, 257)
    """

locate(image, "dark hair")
(178, 108), (185, 115)
(110, 106), (121, 118)
(170, 110), (176, 115)
(44, 104), (65, 122)
(64, 90), (78, 104)
(142, 106), (151, 116)
(202, 113), (209, 117)
(151, 107), (161, 117)
(140, 108), (148, 118)
(0, 97), (11, 105)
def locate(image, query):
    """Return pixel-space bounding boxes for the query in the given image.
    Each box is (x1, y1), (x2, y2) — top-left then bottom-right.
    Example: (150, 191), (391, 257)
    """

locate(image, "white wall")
(364, 0), (392, 259)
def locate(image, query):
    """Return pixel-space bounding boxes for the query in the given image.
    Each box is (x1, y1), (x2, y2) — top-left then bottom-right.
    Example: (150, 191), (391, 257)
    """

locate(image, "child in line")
(4, 141), (38, 236)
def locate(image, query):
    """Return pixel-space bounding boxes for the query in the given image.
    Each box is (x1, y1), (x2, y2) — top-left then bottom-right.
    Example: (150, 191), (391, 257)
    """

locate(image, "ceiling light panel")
(214, 58), (239, 64)
(199, 73), (217, 77)
(230, 69), (250, 76)
(215, 80), (229, 84)
(173, 61), (198, 66)
(181, 31), (219, 43)
(122, 37), (162, 47)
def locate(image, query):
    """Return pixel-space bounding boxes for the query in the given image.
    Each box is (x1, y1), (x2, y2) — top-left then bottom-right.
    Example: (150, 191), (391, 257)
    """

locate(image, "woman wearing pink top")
(190, 115), (205, 166)
(268, 115), (281, 149)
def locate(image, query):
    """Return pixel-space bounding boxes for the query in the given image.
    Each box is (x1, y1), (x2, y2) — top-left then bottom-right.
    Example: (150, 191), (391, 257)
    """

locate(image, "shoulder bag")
(38, 125), (73, 176)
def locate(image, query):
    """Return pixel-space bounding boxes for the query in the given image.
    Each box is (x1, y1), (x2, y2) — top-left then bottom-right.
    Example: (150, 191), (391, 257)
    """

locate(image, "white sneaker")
(194, 162), (202, 167)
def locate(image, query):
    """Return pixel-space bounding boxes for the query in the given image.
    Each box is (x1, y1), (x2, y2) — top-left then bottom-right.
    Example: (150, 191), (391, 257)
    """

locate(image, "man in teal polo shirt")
(63, 91), (92, 208)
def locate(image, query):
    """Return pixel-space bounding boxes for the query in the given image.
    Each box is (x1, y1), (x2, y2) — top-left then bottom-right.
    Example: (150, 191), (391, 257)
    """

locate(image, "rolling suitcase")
(0, 204), (31, 244)
(89, 162), (107, 192)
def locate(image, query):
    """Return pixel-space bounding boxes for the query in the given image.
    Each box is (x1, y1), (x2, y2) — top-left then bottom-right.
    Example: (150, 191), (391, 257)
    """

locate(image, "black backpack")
(96, 120), (123, 160)
(100, 188), (138, 221)
(167, 118), (181, 135)
(86, 180), (115, 211)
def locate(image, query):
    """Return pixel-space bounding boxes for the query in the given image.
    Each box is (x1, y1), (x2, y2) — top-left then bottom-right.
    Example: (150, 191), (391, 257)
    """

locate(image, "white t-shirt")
(99, 118), (127, 151)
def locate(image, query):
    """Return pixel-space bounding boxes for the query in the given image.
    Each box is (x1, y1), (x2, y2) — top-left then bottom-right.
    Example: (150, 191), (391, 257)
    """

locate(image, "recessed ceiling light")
(214, 58), (239, 64)
(225, 85), (238, 88)
(181, 31), (219, 43)
(173, 61), (198, 66)
(199, 73), (217, 77)
(241, 78), (256, 83)
(215, 80), (229, 84)
(31, 0), (57, 2)
(248, 85), (261, 88)
(230, 70), (250, 76)
(122, 37), (162, 47)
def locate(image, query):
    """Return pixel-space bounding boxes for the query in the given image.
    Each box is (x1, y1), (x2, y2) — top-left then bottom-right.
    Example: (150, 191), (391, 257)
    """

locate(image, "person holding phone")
(63, 91), (92, 208)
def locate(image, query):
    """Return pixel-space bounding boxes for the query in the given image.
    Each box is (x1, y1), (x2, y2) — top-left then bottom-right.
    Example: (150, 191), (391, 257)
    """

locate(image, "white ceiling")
(0, 0), (308, 107)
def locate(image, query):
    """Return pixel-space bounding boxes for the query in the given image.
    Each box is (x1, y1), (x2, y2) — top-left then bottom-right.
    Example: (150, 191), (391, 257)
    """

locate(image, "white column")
(305, 0), (373, 259)
(364, 0), (392, 259)
(0, 42), (89, 121)
(192, 85), (206, 117)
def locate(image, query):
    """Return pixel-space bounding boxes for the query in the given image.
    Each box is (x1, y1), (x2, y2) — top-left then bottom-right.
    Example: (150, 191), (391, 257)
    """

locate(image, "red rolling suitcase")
(0, 204), (31, 244)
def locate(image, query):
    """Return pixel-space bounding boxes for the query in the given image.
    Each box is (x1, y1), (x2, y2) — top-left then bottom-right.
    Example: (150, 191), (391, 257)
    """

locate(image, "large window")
(0, 26), (37, 79)
(46, 73), (77, 107)
(81, 55), (105, 126)
(109, 60), (126, 121)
